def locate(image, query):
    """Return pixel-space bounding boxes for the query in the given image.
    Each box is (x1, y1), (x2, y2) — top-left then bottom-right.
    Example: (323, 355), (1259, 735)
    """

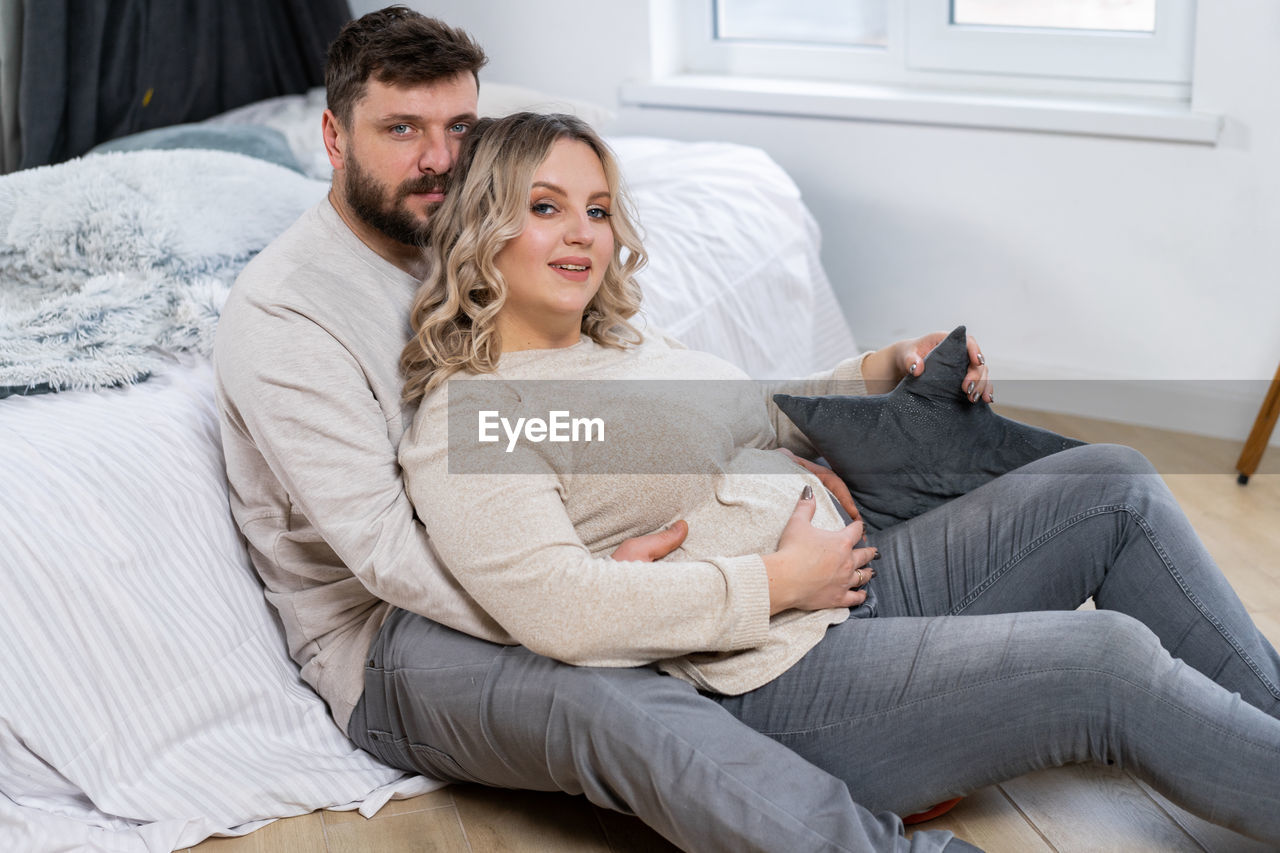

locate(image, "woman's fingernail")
(872, 550), (881, 560)
(909, 361), (918, 375)
(978, 353), (986, 365)
(967, 381), (976, 395)
(801, 485), (813, 501)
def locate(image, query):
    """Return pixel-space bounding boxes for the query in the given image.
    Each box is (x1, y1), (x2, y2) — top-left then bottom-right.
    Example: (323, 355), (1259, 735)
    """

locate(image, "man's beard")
(344, 156), (448, 247)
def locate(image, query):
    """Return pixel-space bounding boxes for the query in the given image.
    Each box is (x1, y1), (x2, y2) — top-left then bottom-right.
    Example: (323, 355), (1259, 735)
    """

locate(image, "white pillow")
(615, 137), (858, 378)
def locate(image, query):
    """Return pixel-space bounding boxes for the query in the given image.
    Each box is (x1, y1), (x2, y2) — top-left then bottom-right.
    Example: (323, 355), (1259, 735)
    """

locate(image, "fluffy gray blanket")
(0, 149), (327, 395)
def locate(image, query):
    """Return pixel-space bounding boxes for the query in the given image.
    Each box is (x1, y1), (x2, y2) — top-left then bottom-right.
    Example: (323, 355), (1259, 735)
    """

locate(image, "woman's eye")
(531, 202), (557, 216)
(587, 207), (612, 220)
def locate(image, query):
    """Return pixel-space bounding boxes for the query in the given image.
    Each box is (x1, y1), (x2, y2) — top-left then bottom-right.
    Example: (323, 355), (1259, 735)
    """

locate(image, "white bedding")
(617, 136), (857, 379)
(0, 83), (859, 852)
(0, 360), (435, 852)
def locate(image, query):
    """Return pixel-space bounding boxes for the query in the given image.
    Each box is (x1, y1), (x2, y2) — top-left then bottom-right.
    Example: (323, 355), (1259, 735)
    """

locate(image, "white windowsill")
(620, 75), (1221, 145)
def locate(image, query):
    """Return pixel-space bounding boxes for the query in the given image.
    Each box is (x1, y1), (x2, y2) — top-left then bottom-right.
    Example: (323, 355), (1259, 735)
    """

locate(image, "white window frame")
(676, 1), (903, 87)
(908, 0), (1197, 85)
(682, 0), (1195, 97)
(627, 0), (1219, 145)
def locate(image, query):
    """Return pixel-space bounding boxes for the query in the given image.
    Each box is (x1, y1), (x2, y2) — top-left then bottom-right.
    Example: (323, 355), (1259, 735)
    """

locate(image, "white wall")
(354, 0), (1280, 444)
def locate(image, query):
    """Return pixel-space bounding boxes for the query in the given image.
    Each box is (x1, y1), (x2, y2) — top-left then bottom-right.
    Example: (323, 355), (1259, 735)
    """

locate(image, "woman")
(399, 112), (1280, 843)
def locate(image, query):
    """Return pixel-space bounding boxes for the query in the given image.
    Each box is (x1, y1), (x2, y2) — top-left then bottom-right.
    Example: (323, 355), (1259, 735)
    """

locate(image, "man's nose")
(417, 130), (453, 174)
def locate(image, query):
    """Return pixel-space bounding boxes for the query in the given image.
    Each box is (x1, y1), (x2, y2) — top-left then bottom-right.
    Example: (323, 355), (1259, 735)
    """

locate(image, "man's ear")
(322, 108), (346, 172)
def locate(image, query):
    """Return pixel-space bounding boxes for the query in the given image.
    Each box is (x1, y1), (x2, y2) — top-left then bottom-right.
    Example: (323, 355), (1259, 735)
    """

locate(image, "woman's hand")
(862, 330), (993, 403)
(774, 448), (860, 522)
(763, 487), (876, 614)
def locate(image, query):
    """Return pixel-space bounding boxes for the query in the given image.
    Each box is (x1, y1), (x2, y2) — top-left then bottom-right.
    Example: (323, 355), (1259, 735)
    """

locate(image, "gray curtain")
(0, 0), (22, 173)
(11, 0), (351, 172)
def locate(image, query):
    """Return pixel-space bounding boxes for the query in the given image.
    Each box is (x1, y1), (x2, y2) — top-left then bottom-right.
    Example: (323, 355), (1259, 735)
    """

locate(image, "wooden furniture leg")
(1236, 360), (1280, 484)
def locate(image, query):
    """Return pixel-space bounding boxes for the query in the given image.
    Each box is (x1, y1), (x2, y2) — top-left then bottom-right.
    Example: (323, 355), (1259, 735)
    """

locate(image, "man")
(213, 7), (975, 851)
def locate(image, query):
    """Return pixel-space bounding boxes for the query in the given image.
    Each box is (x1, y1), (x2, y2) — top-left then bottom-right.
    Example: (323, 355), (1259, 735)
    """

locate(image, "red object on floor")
(902, 797), (964, 825)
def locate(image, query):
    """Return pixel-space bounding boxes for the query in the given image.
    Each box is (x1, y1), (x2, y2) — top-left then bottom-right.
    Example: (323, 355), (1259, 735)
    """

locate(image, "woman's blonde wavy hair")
(400, 112), (646, 403)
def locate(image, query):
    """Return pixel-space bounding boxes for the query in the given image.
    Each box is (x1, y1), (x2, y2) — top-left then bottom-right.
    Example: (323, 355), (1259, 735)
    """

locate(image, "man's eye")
(449, 123), (470, 134)
(390, 124), (411, 135)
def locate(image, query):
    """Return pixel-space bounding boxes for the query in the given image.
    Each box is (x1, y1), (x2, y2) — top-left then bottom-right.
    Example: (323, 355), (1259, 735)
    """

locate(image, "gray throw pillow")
(89, 123), (305, 174)
(774, 326), (1085, 531)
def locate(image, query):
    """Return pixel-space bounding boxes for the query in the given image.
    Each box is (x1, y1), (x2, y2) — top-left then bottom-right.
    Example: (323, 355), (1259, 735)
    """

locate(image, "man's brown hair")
(325, 5), (488, 127)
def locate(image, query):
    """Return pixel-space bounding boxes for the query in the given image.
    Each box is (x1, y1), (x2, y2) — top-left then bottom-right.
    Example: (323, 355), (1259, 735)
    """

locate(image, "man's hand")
(610, 520), (689, 562)
(774, 448), (860, 522)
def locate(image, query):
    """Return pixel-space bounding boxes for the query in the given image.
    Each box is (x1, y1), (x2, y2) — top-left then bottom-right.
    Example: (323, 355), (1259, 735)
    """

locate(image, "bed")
(0, 83), (859, 852)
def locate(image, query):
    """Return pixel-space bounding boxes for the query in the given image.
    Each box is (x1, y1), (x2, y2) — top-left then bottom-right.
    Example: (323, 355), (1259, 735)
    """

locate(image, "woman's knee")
(1061, 443), (1158, 478)
(1073, 610), (1169, 679)
(1014, 610), (1161, 673)
(1056, 445), (1174, 519)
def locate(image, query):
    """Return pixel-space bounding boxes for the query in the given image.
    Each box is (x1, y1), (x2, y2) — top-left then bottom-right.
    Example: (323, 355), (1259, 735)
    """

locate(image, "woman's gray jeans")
(352, 445), (1280, 849)
(716, 444), (1280, 841)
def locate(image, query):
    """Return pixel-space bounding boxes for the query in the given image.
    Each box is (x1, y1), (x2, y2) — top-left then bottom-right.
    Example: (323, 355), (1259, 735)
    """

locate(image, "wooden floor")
(186, 407), (1280, 853)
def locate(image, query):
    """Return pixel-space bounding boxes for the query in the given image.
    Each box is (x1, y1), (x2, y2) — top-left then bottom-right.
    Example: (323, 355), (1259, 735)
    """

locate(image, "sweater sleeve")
(765, 351), (873, 457)
(215, 302), (504, 640)
(398, 384), (772, 666)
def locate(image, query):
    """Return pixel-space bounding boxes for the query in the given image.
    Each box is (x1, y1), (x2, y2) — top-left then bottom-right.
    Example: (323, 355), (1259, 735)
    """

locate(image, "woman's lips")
(549, 259), (591, 282)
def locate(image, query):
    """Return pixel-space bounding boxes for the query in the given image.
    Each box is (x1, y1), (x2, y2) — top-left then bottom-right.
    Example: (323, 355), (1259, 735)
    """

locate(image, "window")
(631, 0), (1216, 143)
(908, 0), (1195, 86)
(951, 1), (1155, 31)
(683, 0), (1196, 98)
(716, 0), (888, 48)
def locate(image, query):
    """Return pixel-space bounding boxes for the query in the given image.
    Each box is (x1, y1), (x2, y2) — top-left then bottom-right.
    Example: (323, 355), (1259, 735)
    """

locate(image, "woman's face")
(493, 137), (615, 350)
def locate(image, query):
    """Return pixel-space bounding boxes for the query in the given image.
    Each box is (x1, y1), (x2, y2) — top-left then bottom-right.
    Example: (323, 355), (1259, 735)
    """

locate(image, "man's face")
(335, 72), (479, 247)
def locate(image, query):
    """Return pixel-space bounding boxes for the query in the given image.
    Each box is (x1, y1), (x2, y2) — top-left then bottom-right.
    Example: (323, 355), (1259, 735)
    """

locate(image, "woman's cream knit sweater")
(399, 331), (868, 694)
